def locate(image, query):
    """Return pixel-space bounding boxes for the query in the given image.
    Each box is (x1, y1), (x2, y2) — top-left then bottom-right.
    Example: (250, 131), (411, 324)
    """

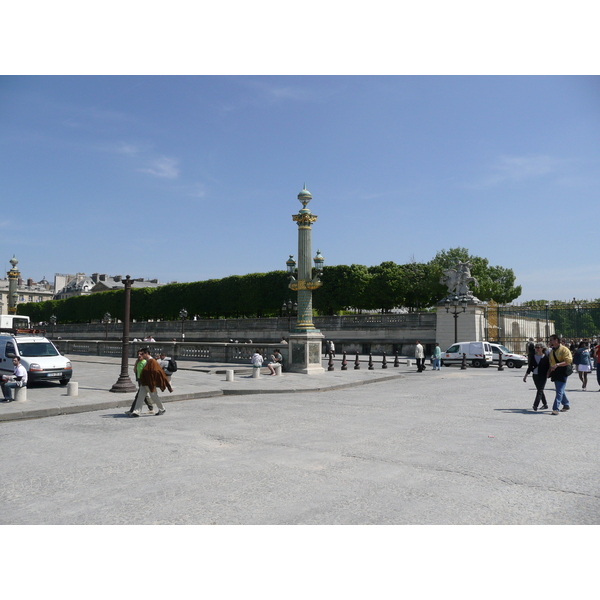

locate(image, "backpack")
(167, 358), (178, 373)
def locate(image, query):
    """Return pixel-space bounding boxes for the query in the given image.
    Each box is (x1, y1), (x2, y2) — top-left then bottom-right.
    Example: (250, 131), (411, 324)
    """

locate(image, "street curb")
(0, 390), (224, 423)
(0, 373), (404, 422)
(221, 373), (404, 395)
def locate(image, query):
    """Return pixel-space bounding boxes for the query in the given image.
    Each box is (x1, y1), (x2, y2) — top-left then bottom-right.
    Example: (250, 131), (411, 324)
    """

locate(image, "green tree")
(363, 262), (406, 312)
(427, 247), (522, 304)
(313, 264), (371, 315)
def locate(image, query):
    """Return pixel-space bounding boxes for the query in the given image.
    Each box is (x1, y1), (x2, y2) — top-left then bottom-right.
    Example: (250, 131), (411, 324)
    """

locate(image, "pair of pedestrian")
(524, 335), (573, 415)
(126, 348), (172, 417)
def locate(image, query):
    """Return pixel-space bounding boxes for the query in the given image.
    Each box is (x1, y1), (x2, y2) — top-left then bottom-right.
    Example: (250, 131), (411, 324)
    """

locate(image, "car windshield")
(497, 345), (510, 353)
(17, 342), (59, 357)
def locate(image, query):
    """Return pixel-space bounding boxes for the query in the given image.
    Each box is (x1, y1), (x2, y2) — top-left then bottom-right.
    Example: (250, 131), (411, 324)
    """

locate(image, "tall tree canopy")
(18, 248), (521, 322)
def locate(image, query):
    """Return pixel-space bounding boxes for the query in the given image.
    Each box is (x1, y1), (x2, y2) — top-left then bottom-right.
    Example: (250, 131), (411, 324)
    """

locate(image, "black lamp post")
(103, 312), (111, 340)
(281, 300), (298, 332)
(110, 275), (136, 393)
(179, 308), (188, 341)
(445, 295), (468, 343)
(50, 314), (57, 339)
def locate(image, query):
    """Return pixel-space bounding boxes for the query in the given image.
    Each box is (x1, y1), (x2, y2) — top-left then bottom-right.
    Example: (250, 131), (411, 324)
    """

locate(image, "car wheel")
(506, 360), (515, 368)
(59, 379), (69, 386)
(472, 359), (482, 368)
(515, 364), (523, 369)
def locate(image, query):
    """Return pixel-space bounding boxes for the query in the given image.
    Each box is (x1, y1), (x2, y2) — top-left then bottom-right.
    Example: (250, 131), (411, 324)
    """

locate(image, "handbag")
(553, 349), (573, 377)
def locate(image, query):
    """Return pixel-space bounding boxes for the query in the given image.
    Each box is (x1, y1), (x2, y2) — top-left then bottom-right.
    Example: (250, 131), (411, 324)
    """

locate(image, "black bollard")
(341, 351), (348, 370)
(328, 351), (335, 371)
(368, 353), (374, 370)
(354, 351), (360, 370)
(461, 352), (467, 370)
(394, 351), (399, 367)
(497, 353), (504, 371)
(382, 352), (388, 369)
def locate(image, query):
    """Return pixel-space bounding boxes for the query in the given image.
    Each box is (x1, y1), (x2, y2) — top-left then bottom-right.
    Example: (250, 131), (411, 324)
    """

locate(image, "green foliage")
(17, 250), (522, 322)
(313, 264), (370, 314)
(427, 247), (522, 304)
(363, 262), (405, 312)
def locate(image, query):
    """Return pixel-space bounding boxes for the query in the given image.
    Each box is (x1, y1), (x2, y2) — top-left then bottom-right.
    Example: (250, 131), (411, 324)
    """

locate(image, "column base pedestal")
(288, 330), (325, 374)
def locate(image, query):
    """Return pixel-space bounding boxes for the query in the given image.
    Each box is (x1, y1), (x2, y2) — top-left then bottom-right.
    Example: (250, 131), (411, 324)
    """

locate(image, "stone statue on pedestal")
(440, 261), (482, 303)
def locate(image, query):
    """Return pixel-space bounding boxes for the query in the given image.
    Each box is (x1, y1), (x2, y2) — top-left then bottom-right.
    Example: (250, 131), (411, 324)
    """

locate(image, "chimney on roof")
(27, 278), (34, 287)
(91, 273), (99, 283)
(99, 274), (106, 281)
(150, 279), (158, 284)
(114, 275), (122, 283)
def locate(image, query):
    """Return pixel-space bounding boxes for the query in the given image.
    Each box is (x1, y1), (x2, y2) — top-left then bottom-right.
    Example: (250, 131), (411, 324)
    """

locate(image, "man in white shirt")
(415, 341), (425, 372)
(1, 357), (28, 402)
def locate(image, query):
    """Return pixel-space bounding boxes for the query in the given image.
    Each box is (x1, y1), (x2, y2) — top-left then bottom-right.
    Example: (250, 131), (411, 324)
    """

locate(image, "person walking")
(133, 349), (154, 414)
(523, 342), (550, 411)
(574, 341), (591, 391)
(157, 351), (175, 383)
(594, 341), (600, 391)
(432, 343), (442, 370)
(548, 334), (573, 415)
(127, 348), (172, 417)
(415, 340), (425, 372)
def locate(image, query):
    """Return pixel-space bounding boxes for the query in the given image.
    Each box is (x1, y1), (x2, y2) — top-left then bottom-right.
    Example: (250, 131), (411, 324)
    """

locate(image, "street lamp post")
(103, 312), (111, 340)
(110, 275), (137, 393)
(7, 256), (20, 315)
(179, 308), (188, 341)
(445, 295), (468, 343)
(281, 300), (298, 332)
(286, 185), (325, 374)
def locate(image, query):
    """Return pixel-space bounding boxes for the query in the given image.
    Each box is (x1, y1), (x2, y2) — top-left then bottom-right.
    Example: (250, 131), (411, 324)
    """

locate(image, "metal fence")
(486, 302), (600, 351)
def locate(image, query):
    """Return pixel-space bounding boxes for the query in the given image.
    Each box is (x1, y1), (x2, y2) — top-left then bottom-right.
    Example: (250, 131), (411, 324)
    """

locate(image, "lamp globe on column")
(313, 249), (324, 274)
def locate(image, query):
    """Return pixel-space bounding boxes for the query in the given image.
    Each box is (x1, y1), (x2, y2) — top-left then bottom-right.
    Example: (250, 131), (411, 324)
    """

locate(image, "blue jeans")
(552, 379), (569, 411)
(1, 381), (23, 400)
(432, 358), (441, 370)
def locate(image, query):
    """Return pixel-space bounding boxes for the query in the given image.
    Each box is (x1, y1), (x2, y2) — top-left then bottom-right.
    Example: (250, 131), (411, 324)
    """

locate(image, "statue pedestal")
(436, 303), (488, 351)
(288, 331), (325, 374)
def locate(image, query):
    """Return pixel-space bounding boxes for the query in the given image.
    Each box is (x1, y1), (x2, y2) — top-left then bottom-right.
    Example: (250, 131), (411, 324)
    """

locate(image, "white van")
(0, 333), (72, 385)
(0, 314), (31, 330)
(441, 341), (493, 368)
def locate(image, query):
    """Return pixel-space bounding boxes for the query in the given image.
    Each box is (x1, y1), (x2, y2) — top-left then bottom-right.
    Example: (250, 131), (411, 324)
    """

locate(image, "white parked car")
(489, 343), (527, 369)
(0, 333), (72, 385)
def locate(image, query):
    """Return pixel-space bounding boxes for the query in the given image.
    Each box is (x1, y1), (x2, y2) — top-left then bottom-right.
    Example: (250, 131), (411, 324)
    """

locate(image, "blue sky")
(1, 75), (598, 301)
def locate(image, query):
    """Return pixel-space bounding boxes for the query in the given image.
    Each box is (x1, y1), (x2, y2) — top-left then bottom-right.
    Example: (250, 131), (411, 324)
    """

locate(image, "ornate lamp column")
(110, 275), (137, 393)
(7, 256), (20, 314)
(286, 185), (325, 374)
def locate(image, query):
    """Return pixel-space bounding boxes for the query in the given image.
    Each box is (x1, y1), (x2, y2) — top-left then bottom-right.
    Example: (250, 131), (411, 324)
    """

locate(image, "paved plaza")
(1, 357), (599, 524)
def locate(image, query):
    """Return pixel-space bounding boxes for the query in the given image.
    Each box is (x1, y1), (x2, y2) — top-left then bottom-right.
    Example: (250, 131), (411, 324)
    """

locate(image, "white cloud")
(138, 156), (180, 179)
(465, 154), (564, 189)
(115, 142), (143, 156)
